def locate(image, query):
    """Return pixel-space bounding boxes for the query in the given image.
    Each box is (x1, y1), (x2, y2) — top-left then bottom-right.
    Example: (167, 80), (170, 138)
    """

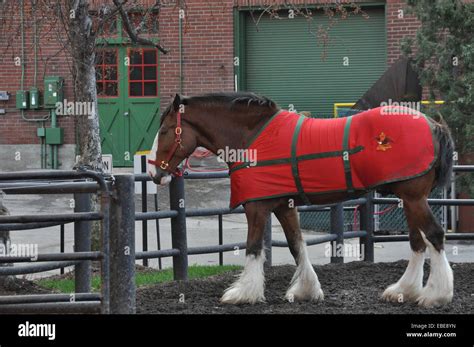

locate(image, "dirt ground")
(1, 260), (472, 314)
(136, 260), (474, 314)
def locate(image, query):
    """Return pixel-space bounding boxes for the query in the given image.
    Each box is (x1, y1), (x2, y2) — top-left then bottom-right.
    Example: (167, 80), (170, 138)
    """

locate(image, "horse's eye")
(160, 129), (168, 135)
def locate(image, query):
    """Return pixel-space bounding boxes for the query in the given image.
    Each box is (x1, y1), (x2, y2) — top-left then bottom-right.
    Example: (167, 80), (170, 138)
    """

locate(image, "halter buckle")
(160, 161), (169, 170)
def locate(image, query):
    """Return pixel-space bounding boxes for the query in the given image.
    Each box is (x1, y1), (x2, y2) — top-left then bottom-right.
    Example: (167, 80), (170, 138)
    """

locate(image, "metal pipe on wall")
(179, 0), (184, 94)
(19, 0), (50, 170)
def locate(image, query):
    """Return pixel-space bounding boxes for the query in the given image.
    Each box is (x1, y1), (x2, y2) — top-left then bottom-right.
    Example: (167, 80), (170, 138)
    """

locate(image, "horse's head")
(148, 94), (198, 185)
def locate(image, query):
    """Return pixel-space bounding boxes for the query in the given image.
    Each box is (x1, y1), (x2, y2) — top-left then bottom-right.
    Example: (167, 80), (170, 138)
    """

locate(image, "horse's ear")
(173, 93), (182, 111)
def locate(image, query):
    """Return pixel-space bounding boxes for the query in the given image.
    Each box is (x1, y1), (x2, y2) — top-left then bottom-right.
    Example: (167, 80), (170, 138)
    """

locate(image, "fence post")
(74, 193), (91, 293)
(154, 194), (162, 270)
(360, 192), (374, 262)
(218, 214), (223, 266)
(110, 175), (136, 314)
(263, 214), (272, 269)
(170, 175), (188, 280)
(330, 204), (344, 264)
(141, 155), (149, 267)
(60, 224), (65, 275)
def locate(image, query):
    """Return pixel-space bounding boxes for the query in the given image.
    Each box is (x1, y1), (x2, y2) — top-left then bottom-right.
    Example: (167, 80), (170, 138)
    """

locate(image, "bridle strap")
(148, 112), (184, 176)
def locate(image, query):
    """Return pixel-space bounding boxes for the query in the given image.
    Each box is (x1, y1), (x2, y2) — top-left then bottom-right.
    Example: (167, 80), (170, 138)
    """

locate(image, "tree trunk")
(68, 0), (102, 170)
(67, 0), (102, 249)
(0, 195), (12, 288)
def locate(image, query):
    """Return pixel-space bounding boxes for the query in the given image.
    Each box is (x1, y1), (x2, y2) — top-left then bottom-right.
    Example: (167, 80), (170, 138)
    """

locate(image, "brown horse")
(148, 92), (454, 308)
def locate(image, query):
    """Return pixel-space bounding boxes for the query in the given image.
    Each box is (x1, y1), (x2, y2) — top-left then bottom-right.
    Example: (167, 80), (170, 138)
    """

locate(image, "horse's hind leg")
(220, 201), (270, 304)
(382, 197), (427, 303)
(416, 203), (453, 307)
(274, 203), (324, 302)
(382, 174), (453, 307)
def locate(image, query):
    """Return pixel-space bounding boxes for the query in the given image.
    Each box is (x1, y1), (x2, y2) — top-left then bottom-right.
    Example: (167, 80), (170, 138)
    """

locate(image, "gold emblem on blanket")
(375, 132), (393, 151)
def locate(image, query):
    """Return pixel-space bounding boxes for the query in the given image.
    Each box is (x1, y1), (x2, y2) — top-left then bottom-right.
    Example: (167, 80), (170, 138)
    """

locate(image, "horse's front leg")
(220, 202), (271, 304)
(274, 203), (324, 302)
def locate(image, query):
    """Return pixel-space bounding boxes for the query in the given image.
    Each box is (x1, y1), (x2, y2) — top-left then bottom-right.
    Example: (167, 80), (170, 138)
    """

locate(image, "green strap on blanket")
(342, 116), (354, 193)
(232, 112), (358, 201)
(291, 115), (311, 205)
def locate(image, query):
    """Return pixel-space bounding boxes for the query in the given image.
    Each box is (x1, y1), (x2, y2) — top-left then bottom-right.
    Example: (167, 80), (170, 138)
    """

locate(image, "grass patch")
(37, 264), (242, 293)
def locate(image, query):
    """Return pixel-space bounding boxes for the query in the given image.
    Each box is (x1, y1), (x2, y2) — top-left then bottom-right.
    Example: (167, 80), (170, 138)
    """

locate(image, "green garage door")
(240, 7), (386, 118)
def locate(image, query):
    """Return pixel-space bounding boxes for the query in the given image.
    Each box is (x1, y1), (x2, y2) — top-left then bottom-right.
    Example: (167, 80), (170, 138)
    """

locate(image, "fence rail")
(0, 170), (111, 314)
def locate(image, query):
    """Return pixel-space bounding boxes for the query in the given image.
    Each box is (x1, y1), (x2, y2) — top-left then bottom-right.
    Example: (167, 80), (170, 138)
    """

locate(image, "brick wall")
(385, 0), (420, 65)
(0, 2), (76, 145)
(0, 0), (421, 146)
(158, 0), (420, 107)
(158, 0), (235, 108)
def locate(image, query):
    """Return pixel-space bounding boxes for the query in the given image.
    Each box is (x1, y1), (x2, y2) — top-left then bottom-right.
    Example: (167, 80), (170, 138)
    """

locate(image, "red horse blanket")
(229, 106), (436, 208)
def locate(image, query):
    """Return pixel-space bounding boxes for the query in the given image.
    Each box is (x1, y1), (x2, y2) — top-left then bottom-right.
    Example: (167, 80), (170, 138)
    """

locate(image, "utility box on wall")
(44, 76), (64, 108)
(29, 87), (40, 109)
(45, 127), (64, 144)
(16, 90), (29, 109)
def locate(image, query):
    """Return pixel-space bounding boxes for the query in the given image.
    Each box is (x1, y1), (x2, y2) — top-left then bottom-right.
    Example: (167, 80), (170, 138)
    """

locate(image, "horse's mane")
(160, 103), (174, 126)
(192, 92), (278, 110)
(160, 92), (279, 126)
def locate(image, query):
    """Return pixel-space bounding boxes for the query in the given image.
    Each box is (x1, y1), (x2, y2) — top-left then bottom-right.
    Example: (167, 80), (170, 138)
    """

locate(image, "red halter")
(148, 112), (184, 177)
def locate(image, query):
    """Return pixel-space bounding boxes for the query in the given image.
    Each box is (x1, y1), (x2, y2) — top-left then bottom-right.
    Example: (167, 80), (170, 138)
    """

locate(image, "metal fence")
(0, 170), (111, 313)
(134, 172), (370, 275)
(0, 165), (473, 314)
(134, 166), (474, 274)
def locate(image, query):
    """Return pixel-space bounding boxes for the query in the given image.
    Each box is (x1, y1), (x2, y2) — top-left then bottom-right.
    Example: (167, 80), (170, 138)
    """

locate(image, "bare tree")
(64, 0), (168, 170)
(65, 0), (103, 170)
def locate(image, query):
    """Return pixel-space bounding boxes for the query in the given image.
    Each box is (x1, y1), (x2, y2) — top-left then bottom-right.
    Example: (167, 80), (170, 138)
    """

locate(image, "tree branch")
(112, 0), (169, 54)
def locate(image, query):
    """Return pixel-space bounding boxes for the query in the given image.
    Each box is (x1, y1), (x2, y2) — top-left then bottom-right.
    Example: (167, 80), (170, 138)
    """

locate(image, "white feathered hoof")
(285, 242), (324, 302)
(416, 286), (453, 308)
(220, 283), (265, 305)
(285, 283), (324, 302)
(382, 282), (421, 304)
(220, 253), (266, 305)
(284, 266), (324, 302)
(416, 234), (454, 308)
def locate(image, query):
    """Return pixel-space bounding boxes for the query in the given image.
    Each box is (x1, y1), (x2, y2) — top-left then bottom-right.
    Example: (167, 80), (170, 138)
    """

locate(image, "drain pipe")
(50, 108), (58, 169)
(19, 0), (49, 168)
(19, 0), (48, 123)
(178, 0), (184, 94)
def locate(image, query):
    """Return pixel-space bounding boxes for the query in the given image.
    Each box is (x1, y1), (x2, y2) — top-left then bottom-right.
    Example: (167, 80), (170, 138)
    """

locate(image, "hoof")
(416, 288), (453, 308)
(220, 285), (265, 305)
(285, 285), (324, 302)
(285, 289), (324, 302)
(382, 283), (421, 303)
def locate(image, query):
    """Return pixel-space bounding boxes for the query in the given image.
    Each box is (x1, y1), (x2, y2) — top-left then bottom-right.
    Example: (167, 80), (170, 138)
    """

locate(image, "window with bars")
(96, 49), (119, 97)
(129, 49), (158, 97)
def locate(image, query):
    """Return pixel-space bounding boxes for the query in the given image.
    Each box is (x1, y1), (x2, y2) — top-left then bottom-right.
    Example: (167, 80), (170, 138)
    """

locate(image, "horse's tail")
(429, 113), (454, 189)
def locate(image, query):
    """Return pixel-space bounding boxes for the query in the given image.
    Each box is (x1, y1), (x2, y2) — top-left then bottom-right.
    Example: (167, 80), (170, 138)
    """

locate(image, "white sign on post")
(134, 151), (157, 194)
(74, 155), (113, 174)
(101, 155), (113, 174)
